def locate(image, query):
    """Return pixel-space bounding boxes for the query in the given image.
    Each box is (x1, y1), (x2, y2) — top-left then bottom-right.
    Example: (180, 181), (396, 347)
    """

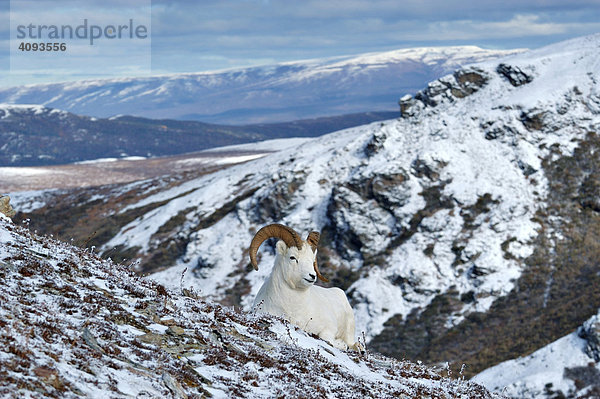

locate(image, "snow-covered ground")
(198, 137), (314, 153)
(0, 212), (500, 398)
(473, 311), (600, 398)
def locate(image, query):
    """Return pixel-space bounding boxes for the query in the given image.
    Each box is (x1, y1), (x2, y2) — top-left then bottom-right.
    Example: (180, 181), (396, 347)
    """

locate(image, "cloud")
(4, 0), (151, 86)
(149, 1), (600, 46)
(144, 2), (600, 77)
(476, 14), (569, 36)
(3, 0), (600, 86)
(400, 13), (600, 42)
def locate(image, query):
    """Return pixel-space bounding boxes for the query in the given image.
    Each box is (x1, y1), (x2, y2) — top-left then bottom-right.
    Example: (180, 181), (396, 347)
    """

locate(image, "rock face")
(326, 169), (411, 262)
(0, 196), (15, 218)
(579, 313), (600, 362)
(496, 63), (534, 87)
(399, 67), (489, 117)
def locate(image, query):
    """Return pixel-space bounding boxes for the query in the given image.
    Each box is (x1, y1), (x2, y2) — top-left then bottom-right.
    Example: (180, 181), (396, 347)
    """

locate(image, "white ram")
(249, 224), (362, 352)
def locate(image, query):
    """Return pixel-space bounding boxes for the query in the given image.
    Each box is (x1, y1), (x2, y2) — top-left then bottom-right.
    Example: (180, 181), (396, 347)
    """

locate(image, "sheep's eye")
(289, 256), (297, 262)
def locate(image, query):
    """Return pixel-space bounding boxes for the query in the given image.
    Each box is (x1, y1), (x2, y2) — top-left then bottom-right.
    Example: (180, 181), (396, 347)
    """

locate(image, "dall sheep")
(249, 224), (362, 352)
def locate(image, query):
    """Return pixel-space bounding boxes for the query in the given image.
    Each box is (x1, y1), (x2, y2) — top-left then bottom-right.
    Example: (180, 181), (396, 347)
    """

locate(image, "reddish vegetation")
(0, 216), (500, 398)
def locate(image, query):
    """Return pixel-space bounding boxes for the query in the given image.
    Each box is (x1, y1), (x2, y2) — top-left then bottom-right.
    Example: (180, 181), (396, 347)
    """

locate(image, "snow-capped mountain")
(0, 46), (522, 124)
(473, 310), (600, 398)
(0, 210), (499, 398)
(10, 33), (600, 382)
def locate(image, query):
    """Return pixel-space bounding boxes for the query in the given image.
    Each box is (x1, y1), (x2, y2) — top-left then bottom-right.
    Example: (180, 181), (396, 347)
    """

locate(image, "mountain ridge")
(0, 104), (396, 166)
(0, 46), (523, 124)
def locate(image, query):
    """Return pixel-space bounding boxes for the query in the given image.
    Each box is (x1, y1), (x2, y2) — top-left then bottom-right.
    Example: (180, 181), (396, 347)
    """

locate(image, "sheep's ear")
(306, 231), (320, 252)
(276, 240), (288, 255)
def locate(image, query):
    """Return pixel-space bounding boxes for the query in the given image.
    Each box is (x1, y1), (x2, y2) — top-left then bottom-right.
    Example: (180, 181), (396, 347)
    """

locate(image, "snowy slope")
(0, 211), (499, 398)
(473, 310), (600, 398)
(91, 33), (599, 338)
(0, 46), (522, 124)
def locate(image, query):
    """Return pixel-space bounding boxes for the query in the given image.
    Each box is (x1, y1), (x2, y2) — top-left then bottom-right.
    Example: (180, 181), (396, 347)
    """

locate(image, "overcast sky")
(1, 0), (599, 86)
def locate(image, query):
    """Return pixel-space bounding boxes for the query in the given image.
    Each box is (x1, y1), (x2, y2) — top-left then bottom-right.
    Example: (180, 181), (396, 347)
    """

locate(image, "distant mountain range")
(0, 46), (523, 124)
(0, 104), (396, 166)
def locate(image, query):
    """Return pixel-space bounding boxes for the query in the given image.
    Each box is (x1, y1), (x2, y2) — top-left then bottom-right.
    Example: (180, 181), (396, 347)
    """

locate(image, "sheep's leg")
(351, 341), (365, 354)
(330, 338), (350, 351)
(342, 310), (361, 352)
(318, 331), (348, 351)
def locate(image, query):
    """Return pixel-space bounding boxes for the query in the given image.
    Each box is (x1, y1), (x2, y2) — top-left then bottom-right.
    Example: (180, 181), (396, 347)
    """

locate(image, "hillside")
(9, 32), (600, 386)
(473, 310), (600, 398)
(0, 209), (498, 398)
(0, 46), (522, 124)
(0, 105), (395, 166)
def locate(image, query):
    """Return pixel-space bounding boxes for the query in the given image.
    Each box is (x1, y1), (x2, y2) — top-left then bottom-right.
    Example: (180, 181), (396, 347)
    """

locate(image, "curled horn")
(306, 231), (329, 283)
(249, 224), (303, 271)
(306, 232), (319, 251)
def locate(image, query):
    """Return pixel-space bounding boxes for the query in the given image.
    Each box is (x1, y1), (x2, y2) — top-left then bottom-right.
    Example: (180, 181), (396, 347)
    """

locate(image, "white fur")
(253, 240), (362, 351)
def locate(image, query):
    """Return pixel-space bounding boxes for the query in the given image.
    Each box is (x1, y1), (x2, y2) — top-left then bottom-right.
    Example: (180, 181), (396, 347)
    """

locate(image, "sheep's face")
(276, 240), (318, 290)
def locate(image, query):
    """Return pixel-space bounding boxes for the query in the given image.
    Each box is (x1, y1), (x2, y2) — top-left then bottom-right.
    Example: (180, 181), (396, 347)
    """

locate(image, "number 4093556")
(18, 42), (67, 51)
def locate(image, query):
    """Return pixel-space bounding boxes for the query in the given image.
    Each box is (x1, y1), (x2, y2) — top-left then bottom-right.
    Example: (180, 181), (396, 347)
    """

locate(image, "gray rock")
(496, 63), (533, 87)
(0, 196), (16, 218)
(404, 67), (489, 113)
(579, 314), (600, 362)
(399, 94), (418, 118)
(162, 372), (188, 399)
(520, 109), (547, 131)
(252, 172), (306, 223)
(364, 129), (389, 156)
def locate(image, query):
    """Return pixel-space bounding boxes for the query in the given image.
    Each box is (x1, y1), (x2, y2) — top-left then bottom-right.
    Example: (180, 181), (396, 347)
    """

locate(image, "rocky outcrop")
(496, 63), (533, 87)
(252, 171), (306, 223)
(326, 185), (393, 260)
(326, 169), (413, 261)
(0, 196), (16, 218)
(480, 120), (520, 140)
(579, 312), (600, 362)
(452, 69), (490, 97)
(364, 129), (389, 157)
(399, 67), (489, 117)
(520, 109), (547, 131)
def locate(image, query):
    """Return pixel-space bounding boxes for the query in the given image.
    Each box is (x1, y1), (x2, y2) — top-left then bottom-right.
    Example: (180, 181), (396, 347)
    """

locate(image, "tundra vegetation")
(0, 213), (499, 398)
